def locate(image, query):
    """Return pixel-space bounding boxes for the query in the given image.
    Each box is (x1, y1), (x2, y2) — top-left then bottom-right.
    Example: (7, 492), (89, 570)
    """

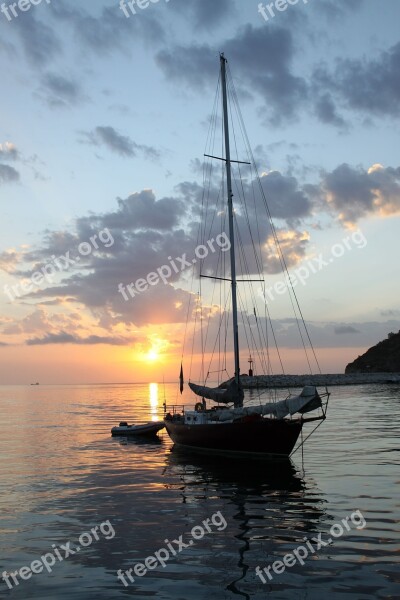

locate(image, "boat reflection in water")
(164, 448), (326, 599)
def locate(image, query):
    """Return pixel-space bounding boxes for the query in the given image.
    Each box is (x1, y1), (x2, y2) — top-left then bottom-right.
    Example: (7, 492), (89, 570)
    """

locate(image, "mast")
(220, 53), (242, 405)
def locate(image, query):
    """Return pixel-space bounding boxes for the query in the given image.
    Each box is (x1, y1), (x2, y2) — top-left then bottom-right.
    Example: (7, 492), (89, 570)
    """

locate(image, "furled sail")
(189, 379), (244, 408)
(208, 386), (322, 422)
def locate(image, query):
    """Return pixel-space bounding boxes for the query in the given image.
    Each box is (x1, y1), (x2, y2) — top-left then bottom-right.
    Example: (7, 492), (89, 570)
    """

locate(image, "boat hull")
(111, 421), (165, 437)
(164, 418), (303, 458)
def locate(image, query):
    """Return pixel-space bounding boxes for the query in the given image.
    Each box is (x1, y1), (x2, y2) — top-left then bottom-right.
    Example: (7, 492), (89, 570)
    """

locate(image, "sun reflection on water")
(149, 383), (160, 422)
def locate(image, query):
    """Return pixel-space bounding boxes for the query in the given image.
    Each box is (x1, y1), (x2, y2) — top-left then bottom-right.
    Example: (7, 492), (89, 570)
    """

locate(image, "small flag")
(179, 363), (184, 394)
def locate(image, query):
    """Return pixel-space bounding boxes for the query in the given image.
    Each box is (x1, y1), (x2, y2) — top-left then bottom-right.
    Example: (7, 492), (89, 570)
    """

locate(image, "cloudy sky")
(0, 0), (399, 384)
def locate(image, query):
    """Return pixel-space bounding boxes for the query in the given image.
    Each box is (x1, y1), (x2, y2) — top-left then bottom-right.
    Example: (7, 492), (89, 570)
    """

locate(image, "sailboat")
(164, 54), (329, 458)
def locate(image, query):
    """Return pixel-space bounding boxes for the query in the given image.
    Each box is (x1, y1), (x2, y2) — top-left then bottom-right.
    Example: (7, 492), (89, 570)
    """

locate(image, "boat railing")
(163, 403), (186, 416)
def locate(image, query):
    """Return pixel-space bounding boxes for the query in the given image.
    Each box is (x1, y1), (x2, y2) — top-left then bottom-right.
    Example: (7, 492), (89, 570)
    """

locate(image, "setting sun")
(141, 337), (169, 363)
(146, 349), (159, 362)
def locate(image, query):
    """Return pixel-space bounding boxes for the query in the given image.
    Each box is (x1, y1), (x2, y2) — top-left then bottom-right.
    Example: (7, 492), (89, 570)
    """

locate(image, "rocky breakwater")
(220, 372), (400, 389)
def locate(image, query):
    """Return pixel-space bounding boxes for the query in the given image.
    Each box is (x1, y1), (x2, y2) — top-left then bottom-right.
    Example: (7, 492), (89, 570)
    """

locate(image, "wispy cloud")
(79, 126), (160, 160)
(0, 164), (20, 184)
(334, 325), (360, 335)
(39, 73), (85, 108)
(26, 332), (129, 346)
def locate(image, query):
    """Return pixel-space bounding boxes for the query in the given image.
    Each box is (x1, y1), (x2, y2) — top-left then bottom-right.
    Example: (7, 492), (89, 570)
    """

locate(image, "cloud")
(156, 24), (308, 123)
(80, 126), (160, 159)
(258, 171), (312, 221)
(100, 189), (185, 231)
(0, 164), (20, 184)
(4, 152), (400, 334)
(263, 228), (310, 274)
(334, 325), (360, 335)
(12, 9), (61, 67)
(339, 42), (400, 118)
(314, 93), (347, 129)
(313, 41), (400, 121)
(2, 308), (82, 336)
(26, 332), (128, 346)
(39, 73), (85, 108)
(322, 163), (400, 226)
(0, 142), (20, 161)
(172, 0), (235, 29)
(264, 319), (400, 350)
(317, 0), (363, 18)
(50, 1), (165, 55)
(0, 250), (20, 273)
(381, 309), (400, 318)
(7, 189), (194, 327)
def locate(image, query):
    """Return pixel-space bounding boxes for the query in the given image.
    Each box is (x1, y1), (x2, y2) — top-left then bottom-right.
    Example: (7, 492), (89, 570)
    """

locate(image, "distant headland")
(345, 330), (400, 374)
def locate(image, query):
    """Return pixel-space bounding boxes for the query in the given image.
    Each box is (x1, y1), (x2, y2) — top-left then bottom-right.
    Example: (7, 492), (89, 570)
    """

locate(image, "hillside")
(345, 331), (400, 373)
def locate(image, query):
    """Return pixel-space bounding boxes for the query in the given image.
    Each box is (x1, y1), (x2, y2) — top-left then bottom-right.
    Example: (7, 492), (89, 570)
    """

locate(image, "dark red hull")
(164, 418), (303, 458)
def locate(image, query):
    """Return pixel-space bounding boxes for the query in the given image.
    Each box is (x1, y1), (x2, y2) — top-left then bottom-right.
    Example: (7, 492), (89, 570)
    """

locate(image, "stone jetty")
(220, 372), (400, 389)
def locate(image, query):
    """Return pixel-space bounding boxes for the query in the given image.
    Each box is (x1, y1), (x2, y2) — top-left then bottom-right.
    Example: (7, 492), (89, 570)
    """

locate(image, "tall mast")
(220, 53), (241, 398)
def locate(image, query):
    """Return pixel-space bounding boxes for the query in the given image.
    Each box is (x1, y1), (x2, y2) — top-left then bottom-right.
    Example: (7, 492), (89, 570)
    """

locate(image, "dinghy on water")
(111, 421), (165, 437)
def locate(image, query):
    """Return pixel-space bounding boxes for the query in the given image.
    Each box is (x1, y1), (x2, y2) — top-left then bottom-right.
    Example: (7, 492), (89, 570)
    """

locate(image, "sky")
(0, 0), (400, 384)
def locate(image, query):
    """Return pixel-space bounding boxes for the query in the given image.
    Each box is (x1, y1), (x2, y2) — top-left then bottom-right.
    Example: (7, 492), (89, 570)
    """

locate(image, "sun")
(146, 349), (159, 362)
(140, 337), (169, 363)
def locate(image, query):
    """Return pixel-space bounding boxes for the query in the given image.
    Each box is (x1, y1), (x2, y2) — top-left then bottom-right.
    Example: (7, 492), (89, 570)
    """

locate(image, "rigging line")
(203, 127), (225, 248)
(203, 174), (224, 249)
(205, 294), (231, 385)
(201, 209), (229, 383)
(200, 77), (220, 255)
(237, 134), (317, 374)
(260, 190), (314, 374)
(229, 77), (318, 375)
(233, 216), (271, 375)
(181, 281), (193, 363)
(228, 84), (264, 278)
(232, 199), (284, 393)
(261, 283), (272, 376)
(233, 219), (268, 374)
(226, 69), (313, 383)
(197, 78), (222, 384)
(218, 213), (228, 380)
(182, 229), (209, 381)
(232, 168), (263, 278)
(202, 255), (223, 383)
(252, 306), (270, 376)
(264, 299), (287, 378)
(182, 81), (220, 379)
(290, 419), (325, 457)
(228, 66), (265, 274)
(220, 211), (228, 375)
(189, 292), (200, 382)
(237, 288), (266, 379)
(227, 75), (305, 308)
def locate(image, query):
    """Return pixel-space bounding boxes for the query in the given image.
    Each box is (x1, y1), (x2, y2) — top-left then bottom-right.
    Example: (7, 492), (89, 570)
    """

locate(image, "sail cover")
(206, 386), (322, 421)
(189, 379), (244, 407)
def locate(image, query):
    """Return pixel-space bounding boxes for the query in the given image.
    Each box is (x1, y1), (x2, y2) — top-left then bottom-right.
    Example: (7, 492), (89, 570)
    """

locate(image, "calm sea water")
(0, 383), (399, 599)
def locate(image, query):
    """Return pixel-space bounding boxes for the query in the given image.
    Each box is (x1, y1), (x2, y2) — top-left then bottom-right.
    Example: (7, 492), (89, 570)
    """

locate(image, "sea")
(0, 383), (399, 599)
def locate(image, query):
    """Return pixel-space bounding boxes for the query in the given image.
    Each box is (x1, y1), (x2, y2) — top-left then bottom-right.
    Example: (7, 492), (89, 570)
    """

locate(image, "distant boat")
(111, 421), (165, 437)
(164, 54), (330, 459)
(30, 382), (39, 386)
